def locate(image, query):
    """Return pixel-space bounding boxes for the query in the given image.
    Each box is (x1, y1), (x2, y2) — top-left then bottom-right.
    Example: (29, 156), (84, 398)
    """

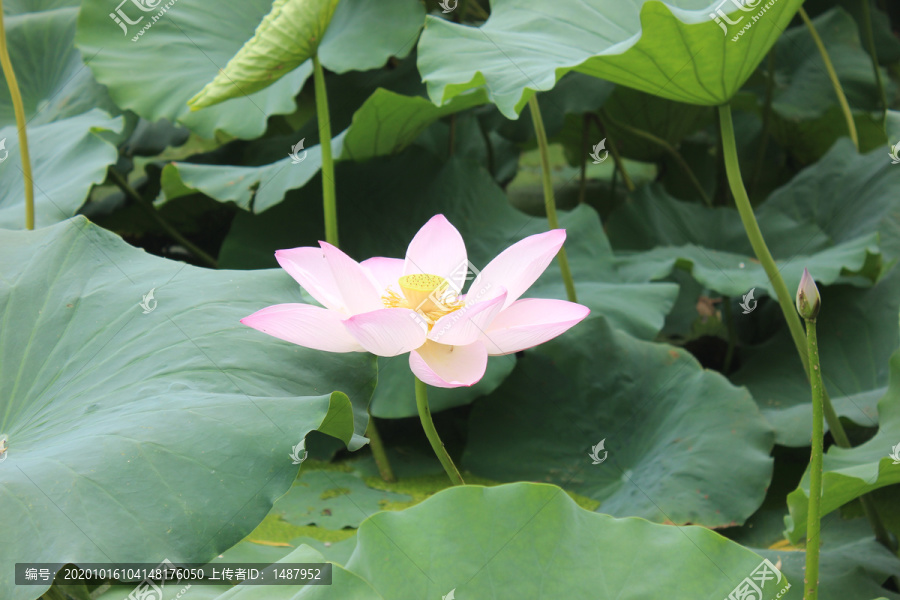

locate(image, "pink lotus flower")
(241, 215), (590, 388)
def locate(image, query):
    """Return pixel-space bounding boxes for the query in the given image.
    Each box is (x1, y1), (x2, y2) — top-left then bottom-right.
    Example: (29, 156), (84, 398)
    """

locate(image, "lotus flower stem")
(802, 316), (823, 600)
(860, 0), (888, 123)
(599, 109), (710, 207)
(317, 53), (394, 480)
(0, 0), (34, 230)
(365, 419), (395, 482)
(415, 377), (464, 485)
(719, 105), (809, 371)
(313, 54), (338, 247)
(719, 104), (893, 551)
(528, 95), (577, 303)
(108, 168), (218, 268)
(798, 7), (858, 151)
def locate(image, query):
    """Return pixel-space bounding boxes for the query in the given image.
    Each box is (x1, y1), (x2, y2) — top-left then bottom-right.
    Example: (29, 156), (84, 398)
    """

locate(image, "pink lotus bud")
(796, 268), (821, 320)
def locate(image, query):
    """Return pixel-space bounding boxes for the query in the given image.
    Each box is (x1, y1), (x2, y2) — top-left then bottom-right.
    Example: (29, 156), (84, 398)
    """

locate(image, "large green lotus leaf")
(160, 132), (346, 213)
(75, 0), (312, 139)
(0, 7), (112, 127)
(218, 151), (677, 417)
(0, 109), (123, 229)
(189, 0), (424, 109)
(785, 347), (900, 544)
(464, 317), (773, 527)
(188, 0), (341, 109)
(3, 0), (79, 13)
(271, 470), (410, 529)
(417, 0), (805, 119)
(344, 482), (786, 598)
(0, 217), (376, 600)
(608, 184), (880, 297)
(762, 139), (900, 263)
(732, 266), (900, 446)
(316, 0), (423, 74)
(163, 87), (487, 211)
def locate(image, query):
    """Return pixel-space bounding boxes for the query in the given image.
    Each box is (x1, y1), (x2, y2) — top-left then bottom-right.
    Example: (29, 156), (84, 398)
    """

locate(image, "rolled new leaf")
(188, 0), (340, 110)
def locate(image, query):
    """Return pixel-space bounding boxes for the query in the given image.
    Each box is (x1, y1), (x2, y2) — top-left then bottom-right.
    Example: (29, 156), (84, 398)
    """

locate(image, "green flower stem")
(804, 318), (823, 600)
(313, 54), (338, 247)
(0, 0), (34, 230)
(719, 104), (809, 371)
(719, 104), (893, 550)
(415, 377), (464, 486)
(108, 169), (218, 268)
(798, 7), (858, 151)
(599, 109), (710, 206)
(313, 54), (395, 482)
(365, 419), (395, 482)
(528, 95), (577, 303)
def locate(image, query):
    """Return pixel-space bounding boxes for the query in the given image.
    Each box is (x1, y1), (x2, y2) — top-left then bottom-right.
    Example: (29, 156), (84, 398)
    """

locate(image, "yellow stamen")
(381, 273), (464, 328)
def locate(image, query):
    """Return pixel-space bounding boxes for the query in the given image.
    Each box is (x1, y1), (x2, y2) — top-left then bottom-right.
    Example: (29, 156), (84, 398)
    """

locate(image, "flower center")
(382, 273), (464, 326)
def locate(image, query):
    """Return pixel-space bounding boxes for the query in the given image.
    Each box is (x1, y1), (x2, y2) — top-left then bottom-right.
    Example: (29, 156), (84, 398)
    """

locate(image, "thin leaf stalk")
(313, 54), (338, 247)
(0, 0), (34, 229)
(798, 7), (858, 150)
(528, 95), (577, 303)
(314, 54), (396, 482)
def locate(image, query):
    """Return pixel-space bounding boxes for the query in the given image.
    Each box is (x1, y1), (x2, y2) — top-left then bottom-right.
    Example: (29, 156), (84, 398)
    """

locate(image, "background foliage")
(1, 0), (900, 598)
